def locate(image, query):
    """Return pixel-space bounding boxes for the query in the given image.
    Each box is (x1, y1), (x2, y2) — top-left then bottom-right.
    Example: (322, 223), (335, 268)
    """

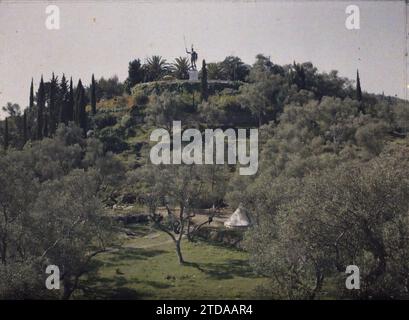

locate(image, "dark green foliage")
(68, 77), (74, 122)
(74, 79), (87, 134)
(93, 76), (124, 100)
(144, 56), (169, 81)
(220, 56), (250, 81)
(201, 60), (209, 101)
(244, 153), (409, 299)
(49, 73), (59, 135)
(23, 111), (27, 143)
(36, 76), (45, 139)
(356, 69), (362, 102)
(93, 113), (117, 130)
(91, 74), (97, 115)
(3, 117), (8, 151)
(253, 54), (285, 76)
(29, 78), (34, 109)
(207, 62), (224, 80)
(43, 115), (49, 138)
(125, 59), (145, 93)
(0, 123), (122, 298)
(58, 74), (69, 124)
(290, 61), (306, 89)
(199, 92), (254, 127)
(172, 57), (190, 80)
(133, 91), (149, 106)
(145, 90), (193, 130)
(1, 102), (21, 117)
(98, 127), (129, 153)
(132, 80), (241, 97)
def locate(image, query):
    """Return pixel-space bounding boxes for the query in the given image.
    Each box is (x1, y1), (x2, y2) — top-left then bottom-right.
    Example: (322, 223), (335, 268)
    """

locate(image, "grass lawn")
(78, 224), (269, 300)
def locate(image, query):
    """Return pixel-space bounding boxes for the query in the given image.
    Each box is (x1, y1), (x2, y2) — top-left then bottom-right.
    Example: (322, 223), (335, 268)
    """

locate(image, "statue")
(186, 45), (198, 70)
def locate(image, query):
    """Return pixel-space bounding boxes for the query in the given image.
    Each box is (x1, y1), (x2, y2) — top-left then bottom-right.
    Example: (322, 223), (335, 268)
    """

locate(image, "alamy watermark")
(45, 5), (60, 30)
(149, 121), (259, 175)
(345, 265), (360, 290)
(345, 4), (360, 30)
(45, 265), (60, 290)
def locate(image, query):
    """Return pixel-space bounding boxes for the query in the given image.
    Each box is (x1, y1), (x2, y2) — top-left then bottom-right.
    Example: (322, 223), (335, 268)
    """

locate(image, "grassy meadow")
(79, 224), (268, 300)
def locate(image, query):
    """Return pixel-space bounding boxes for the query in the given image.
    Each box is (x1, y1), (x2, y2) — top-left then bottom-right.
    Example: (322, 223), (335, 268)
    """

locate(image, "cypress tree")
(4, 117), (9, 151)
(201, 60), (209, 101)
(43, 116), (49, 138)
(23, 110), (28, 143)
(356, 69), (362, 102)
(29, 78), (34, 109)
(68, 77), (74, 122)
(37, 76), (45, 139)
(59, 74), (69, 124)
(74, 79), (81, 124)
(91, 74), (97, 115)
(79, 86), (87, 133)
(75, 79), (87, 134)
(49, 72), (58, 135)
(27, 78), (34, 139)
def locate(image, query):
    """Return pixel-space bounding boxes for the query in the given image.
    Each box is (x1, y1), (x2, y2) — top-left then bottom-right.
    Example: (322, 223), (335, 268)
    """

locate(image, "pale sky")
(0, 0), (407, 119)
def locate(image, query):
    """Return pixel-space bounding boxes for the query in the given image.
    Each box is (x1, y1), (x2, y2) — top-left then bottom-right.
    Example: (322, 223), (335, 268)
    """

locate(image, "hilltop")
(1, 55), (409, 299)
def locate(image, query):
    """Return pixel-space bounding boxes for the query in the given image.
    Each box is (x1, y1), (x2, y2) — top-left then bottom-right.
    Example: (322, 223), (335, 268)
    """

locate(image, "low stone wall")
(113, 213), (149, 225)
(195, 226), (246, 248)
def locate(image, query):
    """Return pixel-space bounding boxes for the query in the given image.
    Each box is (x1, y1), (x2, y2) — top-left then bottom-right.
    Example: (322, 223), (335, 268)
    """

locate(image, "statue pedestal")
(188, 70), (199, 81)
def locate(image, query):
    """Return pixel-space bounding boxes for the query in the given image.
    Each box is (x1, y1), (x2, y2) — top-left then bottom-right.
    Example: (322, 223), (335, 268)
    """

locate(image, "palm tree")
(207, 62), (224, 80)
(172, 57), (190, 80)
(145, 55), (169, 81)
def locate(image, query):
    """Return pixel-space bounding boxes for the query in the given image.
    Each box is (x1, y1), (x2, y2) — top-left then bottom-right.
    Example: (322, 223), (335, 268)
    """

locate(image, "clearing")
(78, 224), (269, 299)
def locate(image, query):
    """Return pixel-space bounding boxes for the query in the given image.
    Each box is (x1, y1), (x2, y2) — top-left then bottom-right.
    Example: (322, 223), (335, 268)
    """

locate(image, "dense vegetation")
(1, 53), (408, 299)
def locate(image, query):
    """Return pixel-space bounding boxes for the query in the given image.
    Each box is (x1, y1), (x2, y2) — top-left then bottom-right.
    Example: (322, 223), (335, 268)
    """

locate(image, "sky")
(0, 0), (407, 119)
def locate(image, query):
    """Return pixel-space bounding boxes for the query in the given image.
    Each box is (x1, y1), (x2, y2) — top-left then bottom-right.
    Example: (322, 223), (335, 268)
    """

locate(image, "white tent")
(224, 204), (250, 228)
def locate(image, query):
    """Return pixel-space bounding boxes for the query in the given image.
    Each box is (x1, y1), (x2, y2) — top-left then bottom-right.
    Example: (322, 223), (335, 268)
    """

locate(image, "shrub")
(98, 127), (129, 153)
(93, 113), (117, 130)
(355, 121), (388, 156)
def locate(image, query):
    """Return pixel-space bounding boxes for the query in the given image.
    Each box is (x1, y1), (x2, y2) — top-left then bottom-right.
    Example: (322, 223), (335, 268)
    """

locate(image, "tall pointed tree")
(29, 78), (34, 109)
(58, 74), (69, 124)
(68, 77), (74, 122)
(91, 74), (97, 115)
(37, 76), (45, 139)
(75, 79), (87, 134)
(27, 78), (35, 139)
(49, 72), (58, 135)
(201, 59), (209, 101)
(356, 69), (362, 102)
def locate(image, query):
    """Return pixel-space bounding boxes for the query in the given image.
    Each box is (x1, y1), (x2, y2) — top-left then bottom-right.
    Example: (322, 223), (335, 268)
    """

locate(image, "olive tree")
(245, 153), (409, 299)
(131, 164), (222, 264)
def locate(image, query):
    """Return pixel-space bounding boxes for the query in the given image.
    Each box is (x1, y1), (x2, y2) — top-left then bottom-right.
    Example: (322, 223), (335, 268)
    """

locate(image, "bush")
(133, 90), (149, 106)
(93, 113), (117, 130)
(98, 127), (129, 153)
(355, 121), (388, 156)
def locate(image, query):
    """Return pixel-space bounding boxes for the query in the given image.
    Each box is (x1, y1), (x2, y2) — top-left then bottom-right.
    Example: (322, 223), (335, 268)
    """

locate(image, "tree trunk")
(1, 235), (7, 265)
(186, 218), (193, 242)
(62, 281), (73, 300)
(258, 110), (262, 128)
(175, 240), (185, 265)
